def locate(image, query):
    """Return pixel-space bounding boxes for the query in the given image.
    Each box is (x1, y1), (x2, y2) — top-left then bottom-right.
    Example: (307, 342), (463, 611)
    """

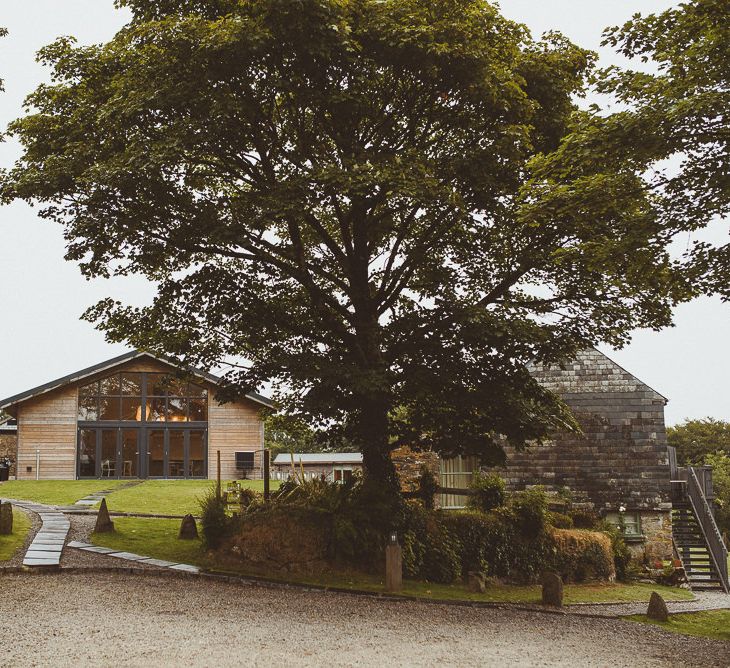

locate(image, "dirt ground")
(0, 572), (728, 667)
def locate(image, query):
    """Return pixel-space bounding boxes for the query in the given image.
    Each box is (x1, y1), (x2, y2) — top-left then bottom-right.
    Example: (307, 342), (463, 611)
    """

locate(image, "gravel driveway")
(0, 572), (728, 667)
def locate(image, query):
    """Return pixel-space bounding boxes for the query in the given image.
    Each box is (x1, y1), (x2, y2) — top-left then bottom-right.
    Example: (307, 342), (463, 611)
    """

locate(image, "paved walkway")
(9, 501), (70, 567)
(67, 540), (200, 573)
(567, 590), (730, 617)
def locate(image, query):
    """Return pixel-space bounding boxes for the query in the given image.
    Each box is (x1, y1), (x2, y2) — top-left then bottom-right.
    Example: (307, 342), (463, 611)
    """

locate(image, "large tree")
(2, 0), (679, 493)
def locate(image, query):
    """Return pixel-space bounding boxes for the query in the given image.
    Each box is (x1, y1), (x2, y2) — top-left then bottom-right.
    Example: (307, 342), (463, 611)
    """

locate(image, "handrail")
(686, 466), (729, 594)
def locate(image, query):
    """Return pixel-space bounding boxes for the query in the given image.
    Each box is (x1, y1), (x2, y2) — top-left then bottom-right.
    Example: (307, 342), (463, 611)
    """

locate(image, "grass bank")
(92, 517), (694, 605)
(0, 480), (129, 506)
(0, 508), (32, 562)
(102, 480), (279, 516)
(627, 610), (730, 642)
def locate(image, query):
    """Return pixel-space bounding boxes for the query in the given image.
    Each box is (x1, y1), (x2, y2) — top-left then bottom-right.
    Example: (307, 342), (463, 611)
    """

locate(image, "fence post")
(216, 450), (221, 501)
(263, 448), (270, 500)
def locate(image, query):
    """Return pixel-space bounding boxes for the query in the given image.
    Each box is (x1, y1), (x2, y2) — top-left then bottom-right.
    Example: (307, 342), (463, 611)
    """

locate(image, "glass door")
(147, 429), (166, 477)
(121, 429), (139, 477)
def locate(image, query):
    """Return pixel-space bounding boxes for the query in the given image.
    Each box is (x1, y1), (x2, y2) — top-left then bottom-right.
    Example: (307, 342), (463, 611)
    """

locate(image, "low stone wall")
(391, 446), (439, 493)
(628, 510), (673, 562)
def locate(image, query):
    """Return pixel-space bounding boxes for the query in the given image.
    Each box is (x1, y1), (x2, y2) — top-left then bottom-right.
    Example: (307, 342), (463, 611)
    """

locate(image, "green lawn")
(0, 479), (278, 515)
(102, 480), (278, 516)
(0, 508), (32, 562)
(92, 517), (694, 605)
(627, 610), (730, 642)
(0, 480), (130, 506)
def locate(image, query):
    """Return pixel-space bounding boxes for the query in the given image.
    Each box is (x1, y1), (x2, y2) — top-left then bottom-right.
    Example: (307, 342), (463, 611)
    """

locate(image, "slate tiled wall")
(500, 349), (671, 512)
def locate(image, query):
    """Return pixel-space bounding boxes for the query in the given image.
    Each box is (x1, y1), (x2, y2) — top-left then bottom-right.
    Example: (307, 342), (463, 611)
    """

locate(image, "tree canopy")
(667, 417), (730, 465)
(559, 0), (730, 299)
(2, 0), (685, 490)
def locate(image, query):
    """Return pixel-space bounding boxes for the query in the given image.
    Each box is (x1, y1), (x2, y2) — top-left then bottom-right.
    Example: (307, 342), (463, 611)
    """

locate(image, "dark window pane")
(78, 392), (98, 421)
(168, 397), (188, 423)
(188, 382), (207, 398)
(121, 397), (142, 421)
(120, 372), (142, 396)
(100, 374), (121, 396)
(99, 396), (121, 421)
(78, 429), (96, 477)
(101, 430), (117, 477)
(148, 430), (165, 476)
(189, 397), (207, 422)
(148, 398), (167, 422)
(166, 377), (188, 397)
(121, 430), (138, 477)
(79, 381), (99, 397)
(149, 373), (174, 396)
(169, 431), (184, 477)
(190, 431), (206, 477)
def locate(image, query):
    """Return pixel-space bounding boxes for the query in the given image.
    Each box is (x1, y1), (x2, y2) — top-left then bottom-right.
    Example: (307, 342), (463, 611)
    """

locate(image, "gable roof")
(0, 350), (274, 411)
(529, 347), (668, 403)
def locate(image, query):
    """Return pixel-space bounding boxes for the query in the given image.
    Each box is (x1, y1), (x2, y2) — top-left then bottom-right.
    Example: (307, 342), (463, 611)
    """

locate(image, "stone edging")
(0, 563), (615, 620)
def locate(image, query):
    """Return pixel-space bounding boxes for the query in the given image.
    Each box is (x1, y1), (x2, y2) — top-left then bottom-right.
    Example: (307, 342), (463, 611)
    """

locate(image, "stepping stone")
(67, 541), (93, 549)
(139, 558), (179, 568)
(80, 546), (116, 554)
(74, 500), (98, 506)
(169, 564), (200, 573)
(28, 544), (63, 553)
(109, 552), (147, 561)
(24, 550), (62, 561)
(23, 558), (60, 567)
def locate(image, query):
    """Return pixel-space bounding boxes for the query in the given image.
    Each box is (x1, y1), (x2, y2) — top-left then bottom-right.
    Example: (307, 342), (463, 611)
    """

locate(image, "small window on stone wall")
(606, 511), (642, 538)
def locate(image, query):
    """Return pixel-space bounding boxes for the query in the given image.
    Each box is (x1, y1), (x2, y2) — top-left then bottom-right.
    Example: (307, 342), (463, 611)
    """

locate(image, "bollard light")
(389, 531), (398, 545)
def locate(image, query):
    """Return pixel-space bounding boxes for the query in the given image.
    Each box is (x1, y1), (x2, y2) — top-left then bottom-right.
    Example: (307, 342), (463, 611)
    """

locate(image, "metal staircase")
(669, 448), (729, 594)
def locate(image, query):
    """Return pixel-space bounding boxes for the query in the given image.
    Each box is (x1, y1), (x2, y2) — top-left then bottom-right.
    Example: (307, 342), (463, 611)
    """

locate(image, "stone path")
(567, 589), (730, 617)
(68, 540), (200, 573)
(10, 501), (70, 568)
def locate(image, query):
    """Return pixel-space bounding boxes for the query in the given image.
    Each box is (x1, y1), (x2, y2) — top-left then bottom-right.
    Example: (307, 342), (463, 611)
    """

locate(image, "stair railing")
(686, 466), (729, 594)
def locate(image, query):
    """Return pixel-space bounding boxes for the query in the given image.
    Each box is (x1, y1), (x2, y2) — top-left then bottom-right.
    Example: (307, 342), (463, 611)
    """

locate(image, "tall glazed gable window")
(78, 372), (207, 422)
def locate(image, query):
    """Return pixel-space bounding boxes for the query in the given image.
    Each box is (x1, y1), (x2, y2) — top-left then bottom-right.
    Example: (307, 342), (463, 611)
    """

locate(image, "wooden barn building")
(0, 351), (272, 481)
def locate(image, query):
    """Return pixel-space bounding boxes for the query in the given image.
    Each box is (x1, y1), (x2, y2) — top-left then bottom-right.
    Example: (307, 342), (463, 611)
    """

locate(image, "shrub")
(509, 487), (549, 536)
(549, 511), (574, 529)
(568, 509), (601, 529)
(199, 487), (231, 550)
(417, 466), (439, 510)
(598, 520), (632, 581)
(402, 502), (462, 583)
(549, 528), (615, 582)
(467, 472), (506, 513)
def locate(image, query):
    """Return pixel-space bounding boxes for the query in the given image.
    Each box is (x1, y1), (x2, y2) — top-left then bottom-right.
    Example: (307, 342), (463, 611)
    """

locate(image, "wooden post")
(216, 450), (221, 500)
(263, 448), (270, 501)
(385, 533), (403, 592)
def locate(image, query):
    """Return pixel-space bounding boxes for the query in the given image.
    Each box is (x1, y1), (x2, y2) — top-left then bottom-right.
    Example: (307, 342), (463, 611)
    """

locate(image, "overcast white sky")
(0, 1), (728, 425)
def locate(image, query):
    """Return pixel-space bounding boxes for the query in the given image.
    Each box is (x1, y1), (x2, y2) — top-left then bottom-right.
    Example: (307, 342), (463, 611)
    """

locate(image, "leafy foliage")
(668, 418), (730, 465)
(558, 0), (730, 300)
(467, 471), (506, 513)
(506, 486), (550, 536)
(199, 487), (231, 549)
(416, 466), (439, 511)
(704, 452), (730, 544)
(0, 0), (685, 488)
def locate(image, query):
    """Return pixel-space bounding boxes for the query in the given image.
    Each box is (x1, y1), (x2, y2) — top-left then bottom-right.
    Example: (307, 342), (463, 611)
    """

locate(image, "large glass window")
(78, 372), (207, 422)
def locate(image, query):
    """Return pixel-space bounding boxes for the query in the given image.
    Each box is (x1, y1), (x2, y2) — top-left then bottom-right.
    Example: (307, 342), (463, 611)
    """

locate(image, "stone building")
(439, 348), (673, 561)
(502, 348), (672, 560)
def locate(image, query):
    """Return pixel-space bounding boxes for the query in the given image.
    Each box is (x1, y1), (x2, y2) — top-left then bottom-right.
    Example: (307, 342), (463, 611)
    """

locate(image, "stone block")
(467, 571), (486, 594)
(94, 498), (114, 533)
(647, 592), (669, 622)
(178, 514), (199, 540)
(541, 571), (563, 607)
(0, 502), (12, 535)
